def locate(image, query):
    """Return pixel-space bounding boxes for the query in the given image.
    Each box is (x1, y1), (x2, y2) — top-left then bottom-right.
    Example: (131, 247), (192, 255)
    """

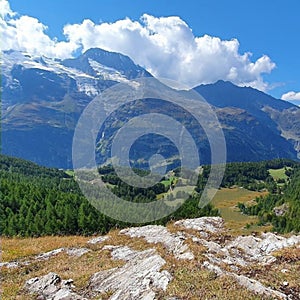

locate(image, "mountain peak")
(62, 47), (151, 79)
(195, 80), (294, 111)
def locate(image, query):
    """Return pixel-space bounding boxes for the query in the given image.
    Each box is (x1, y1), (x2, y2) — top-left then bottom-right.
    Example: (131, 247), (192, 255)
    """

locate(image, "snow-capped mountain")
(1, 48), (299, 168)
(1, 48), (152, 168)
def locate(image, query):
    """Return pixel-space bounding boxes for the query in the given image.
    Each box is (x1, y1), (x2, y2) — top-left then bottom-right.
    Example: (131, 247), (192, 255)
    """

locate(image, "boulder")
(87, 236), (110, 245)
(120, 225), (194, 260)
(89, 245), (172, 300)
(175, 217), (224, 237)
(24, 272), (86, 300)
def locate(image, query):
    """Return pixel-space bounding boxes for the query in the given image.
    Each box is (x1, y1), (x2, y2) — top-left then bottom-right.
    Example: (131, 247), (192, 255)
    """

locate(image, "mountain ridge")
(1, 48), (299, 168)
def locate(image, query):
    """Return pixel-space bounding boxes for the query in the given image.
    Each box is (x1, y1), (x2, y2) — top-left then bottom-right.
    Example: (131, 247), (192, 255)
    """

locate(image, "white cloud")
(0, 0), (77, 58)
(281, 91), (300, 101)
(0, 0), (276, 90)
(0, 0), (14, 18)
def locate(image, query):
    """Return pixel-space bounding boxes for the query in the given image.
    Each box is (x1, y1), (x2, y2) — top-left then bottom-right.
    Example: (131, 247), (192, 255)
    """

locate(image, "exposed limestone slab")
(0, 261), (22, 268)
(1, 247), (90, 269)
(225, 233), (300, 266)
(90, 245), (172, 300)
(202, 262), (287, 299)
(35, 248), (65, 261)
(120, 225), (194, 260)
(194, 232), (300, 269)
(231, 273), (287, 299)
(65, 248), (90, 257)
(200, 231), (300, 299)
(174, 217), (224, 236)
(24, 272), (87, 300)
(87, 235), (110, 245)
(35, 247), (90, 260)
(102, 245), (142, 261)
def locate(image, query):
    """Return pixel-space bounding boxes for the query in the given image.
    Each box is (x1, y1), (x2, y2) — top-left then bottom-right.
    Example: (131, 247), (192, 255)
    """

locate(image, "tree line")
(0, 155), (218, 237)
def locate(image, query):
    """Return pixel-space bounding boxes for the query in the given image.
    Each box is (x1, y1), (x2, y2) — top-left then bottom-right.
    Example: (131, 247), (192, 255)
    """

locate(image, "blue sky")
(3, 0), (300, 102)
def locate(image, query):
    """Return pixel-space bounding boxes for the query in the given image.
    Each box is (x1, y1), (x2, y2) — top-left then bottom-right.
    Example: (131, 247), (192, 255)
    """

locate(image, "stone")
(24, 272), (86, 300)
(89, 245), (172, 300)
(35, 248), (65, 261)
(120, 225), (194, 260)
(174, 217), (224, 236)
(282, 281), (289, 287)
(0, 261), (20, 268)
(87, 235), (110, 245)
(65, 248), (90, 257)
(231, 273), (287, 299)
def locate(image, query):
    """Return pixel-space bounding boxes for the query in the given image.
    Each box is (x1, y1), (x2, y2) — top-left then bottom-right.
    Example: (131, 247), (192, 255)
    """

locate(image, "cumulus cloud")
(0, 0), (14, 18)
(0, 0), (78, 58)
(0, 0), (276, 90)
(281, 91), (300, 101)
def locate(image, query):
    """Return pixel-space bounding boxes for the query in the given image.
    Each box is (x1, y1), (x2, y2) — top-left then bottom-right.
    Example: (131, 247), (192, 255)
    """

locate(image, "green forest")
(0, 155), (218, 237)
(0, 155), (299, 237)
(236, 161), (300, 233)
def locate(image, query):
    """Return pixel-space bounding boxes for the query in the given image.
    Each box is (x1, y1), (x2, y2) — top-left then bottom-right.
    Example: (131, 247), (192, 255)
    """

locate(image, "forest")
(237, 161), (300, 233)
(0, 155), (218, 237)
(0, 155), (299, 237)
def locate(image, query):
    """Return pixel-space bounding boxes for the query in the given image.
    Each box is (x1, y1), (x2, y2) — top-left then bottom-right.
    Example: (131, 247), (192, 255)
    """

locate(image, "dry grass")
(1, 235), (91, 261)
(239, 247), (300, 299)
(163, 264), (262, 300)
(1, 221), (299, 300)
(211, 188), (271, 236)
(1, 238), (124, 299)
(0, 231), (167, 300)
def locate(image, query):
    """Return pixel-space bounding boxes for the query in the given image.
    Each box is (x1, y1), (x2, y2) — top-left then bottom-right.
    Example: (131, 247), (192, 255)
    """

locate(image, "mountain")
(1, 49), (151, 168)
(1, 49), (299, 168)
(195, 80), (300, 162)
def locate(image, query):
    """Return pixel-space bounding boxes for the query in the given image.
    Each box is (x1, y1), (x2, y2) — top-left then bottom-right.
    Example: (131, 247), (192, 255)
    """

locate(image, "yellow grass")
(1, 235), (91, 261)
(212, 188), (271, 235)
(1, 221), (299, 300)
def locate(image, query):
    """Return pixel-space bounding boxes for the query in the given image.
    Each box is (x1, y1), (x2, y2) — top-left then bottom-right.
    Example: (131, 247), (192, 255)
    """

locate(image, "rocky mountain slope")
(1, 48), (300, 168)
(2, 217), (300, 299)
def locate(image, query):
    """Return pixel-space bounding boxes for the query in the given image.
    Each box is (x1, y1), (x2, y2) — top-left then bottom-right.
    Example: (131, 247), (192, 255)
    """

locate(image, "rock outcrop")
(19, 217), (300, 300)
(87, 235), (110, 245)
(89, 245), (172, 300)
(120, 225), (194, 260)
(175, 216), (225, 237)
(24, 272), (87, 300)
(1, 247), (90, 269)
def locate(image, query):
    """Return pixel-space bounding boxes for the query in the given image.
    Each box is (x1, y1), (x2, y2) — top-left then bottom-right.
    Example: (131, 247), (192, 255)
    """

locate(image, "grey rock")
(120, 225), (194, 260)
(281, 269), (289, 274)
(87, 235), (110, 245)
(175, 217), (224, 236)
(0, 261), (20, 268)
(202, 262), (287, 299)
(35, 248), (65, 261)
(24, 272), (87, 300)
(231, 273), (287, 299)
(65, 248), (90, 257)
(196, 232), (300, 269)
(202, 261), (224, 277)
(1, 247), (90, 269)
(104, 245), (142, 261)
(90, 245), (172, 300)
(282, 281), (289, 287)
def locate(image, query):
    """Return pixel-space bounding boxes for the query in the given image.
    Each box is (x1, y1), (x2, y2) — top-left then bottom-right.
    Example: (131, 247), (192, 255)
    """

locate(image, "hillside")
(1, 49), (300, 169)
(1, 156), (300, 299)
(1, 154), (299, 236)
(1, 217), (300, 299)
(0, 154), (218, 237)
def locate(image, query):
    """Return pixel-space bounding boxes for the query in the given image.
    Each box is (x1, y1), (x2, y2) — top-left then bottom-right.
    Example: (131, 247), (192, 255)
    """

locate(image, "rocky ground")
(1, 217), (300, 299)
